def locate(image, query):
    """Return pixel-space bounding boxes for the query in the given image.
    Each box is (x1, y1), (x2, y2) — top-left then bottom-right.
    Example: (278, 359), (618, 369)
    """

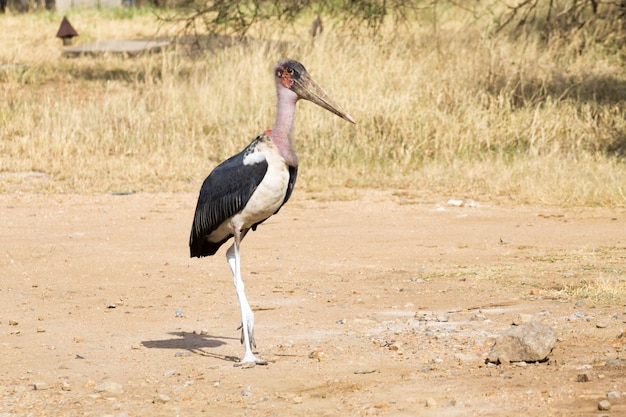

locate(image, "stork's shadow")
(141, 331), (240, 363)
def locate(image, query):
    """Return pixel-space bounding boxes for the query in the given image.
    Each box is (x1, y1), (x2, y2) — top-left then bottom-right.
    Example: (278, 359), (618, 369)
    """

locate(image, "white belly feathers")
(232, 141), (289, 230)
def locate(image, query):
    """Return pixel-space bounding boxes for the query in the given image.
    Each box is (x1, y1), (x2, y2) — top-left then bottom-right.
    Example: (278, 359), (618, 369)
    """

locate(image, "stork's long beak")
(293, 73), (356, 124)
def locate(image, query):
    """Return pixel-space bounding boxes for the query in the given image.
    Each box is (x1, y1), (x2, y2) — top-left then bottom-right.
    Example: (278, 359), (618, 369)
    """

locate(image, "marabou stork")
(189, 59), (355, 366)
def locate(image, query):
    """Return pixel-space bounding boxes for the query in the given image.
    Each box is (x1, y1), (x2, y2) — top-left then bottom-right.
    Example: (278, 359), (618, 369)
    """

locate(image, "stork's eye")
(286, 67), (294, 75)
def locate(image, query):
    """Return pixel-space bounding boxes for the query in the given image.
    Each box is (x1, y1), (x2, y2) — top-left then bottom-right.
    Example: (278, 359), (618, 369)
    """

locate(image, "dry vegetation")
(0, 6), (625, 206)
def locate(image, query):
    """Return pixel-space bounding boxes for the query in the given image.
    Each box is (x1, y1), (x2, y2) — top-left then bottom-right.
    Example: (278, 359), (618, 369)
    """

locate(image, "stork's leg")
(226, 230), (267, 366)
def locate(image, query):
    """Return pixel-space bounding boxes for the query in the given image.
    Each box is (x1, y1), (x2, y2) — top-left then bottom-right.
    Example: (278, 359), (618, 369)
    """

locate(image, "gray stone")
(487, 322), (556, 363)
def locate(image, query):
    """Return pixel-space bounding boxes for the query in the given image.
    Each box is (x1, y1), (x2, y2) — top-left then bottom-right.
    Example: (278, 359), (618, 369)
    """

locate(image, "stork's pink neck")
(270, 86), (299, 167)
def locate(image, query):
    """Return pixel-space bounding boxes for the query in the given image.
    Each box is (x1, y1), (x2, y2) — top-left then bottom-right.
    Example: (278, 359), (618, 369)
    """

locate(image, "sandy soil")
(1, 190), (625, 416)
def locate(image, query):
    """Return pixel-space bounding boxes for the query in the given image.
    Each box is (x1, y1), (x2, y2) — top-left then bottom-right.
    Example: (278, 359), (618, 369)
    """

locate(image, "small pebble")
(293, 396), (303, 404)
(607, 391), (621, 398)
(241, 387), (252, 398)
(163, 369), (176, 377)
(33, 382), (50, 390)
(598, 399), (611, 411)
(577, 372), (590, 382)
(309, 350), (326, 361)
(153, 393), (171, 403)
(596, 321), (608, 329)
(425, 397), (437, 407)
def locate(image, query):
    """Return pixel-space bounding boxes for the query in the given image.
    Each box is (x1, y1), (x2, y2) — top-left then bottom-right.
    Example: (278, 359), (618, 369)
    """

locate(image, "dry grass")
(1, 7), (625, 205)
(550, 275), (626, 305)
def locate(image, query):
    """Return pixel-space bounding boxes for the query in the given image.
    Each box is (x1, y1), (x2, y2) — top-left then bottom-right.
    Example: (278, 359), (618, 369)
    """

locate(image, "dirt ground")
(1, 189), (625, 416)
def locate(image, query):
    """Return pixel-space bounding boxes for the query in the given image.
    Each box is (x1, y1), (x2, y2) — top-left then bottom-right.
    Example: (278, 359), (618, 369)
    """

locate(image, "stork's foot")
(234, 354), (268, 368)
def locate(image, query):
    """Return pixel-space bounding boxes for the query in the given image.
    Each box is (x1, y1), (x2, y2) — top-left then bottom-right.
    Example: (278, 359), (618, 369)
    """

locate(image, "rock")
(497, 355), (510, 365)
(309, 350), (326, 361)
(607, 391), (621, 398)
(241, 387), (252, 398)
(93, 381), (124, 395)
(576, 372), (590, 382)
(33, 381), (50, 390)
(153, 393), (171, 403)
(598, 400), (611, 411)
(425, 397), (437, 407)
(388, 342), (404, 355)
(487, 322), (556, 364)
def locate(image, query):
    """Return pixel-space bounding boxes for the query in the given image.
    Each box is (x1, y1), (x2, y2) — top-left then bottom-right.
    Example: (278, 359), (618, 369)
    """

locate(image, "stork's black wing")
(282, 165), (298, 208)
(190, 141), (268, 258)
